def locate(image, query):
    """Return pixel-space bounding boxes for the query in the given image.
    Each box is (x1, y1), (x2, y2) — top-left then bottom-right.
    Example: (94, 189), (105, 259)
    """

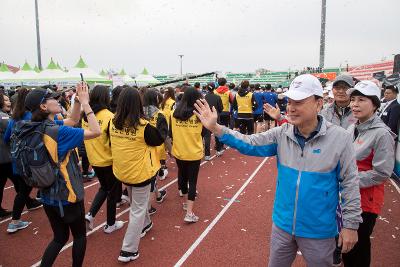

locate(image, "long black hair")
(161, 87), (175, 110)
(143, 88), (159, 107)
(113, 86), (145, 130)
(12, 87), (30, 120)
(173, 87), (202, 121)
(110, 86), (124, 113)
(89, 85), (110, 110)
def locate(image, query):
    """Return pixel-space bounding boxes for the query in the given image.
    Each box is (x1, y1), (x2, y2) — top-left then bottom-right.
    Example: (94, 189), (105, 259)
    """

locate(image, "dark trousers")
(238, 118), (254, 135)
(41, 201), (86, 267)
(216, 114), (230, 151)
(12, 175), (33, 220)
(89, 166), (121, 226)
(0, 162), (19, 209)
(81, 155), (90, 175)
(176, 159), (201, 201)
(203, 129), (212, 157)
(342, 212), (377, 267)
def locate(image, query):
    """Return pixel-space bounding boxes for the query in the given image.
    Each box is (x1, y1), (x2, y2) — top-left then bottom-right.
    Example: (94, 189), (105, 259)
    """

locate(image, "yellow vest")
(109, 119), (160, 184)
(236, 92), (253, 114)
(82, 109), (113, 167)
(216, 90), (230, 112)
(147, 110), (166, 163)
(162, 98), (175, 126)
(171, 113), (203, 161)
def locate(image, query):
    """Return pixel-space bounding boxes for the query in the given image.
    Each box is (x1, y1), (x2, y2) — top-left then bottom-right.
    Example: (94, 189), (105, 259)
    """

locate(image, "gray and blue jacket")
(217, 116), (362, 239)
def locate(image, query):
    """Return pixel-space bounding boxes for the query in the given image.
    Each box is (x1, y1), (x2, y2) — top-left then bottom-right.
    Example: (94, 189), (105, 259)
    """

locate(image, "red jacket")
(348, 115), (396, 215)
(357, 150), (385, 214)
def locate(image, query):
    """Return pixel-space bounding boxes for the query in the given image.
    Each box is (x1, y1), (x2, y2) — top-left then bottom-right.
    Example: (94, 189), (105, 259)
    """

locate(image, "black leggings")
(89, 166), (121, 226)
(0, 162), (18, 209)
(41, 201), (86, 267)
(12, 175), (33, 220)
(176, 159), (201, 201)
(342, 212), (377, 267)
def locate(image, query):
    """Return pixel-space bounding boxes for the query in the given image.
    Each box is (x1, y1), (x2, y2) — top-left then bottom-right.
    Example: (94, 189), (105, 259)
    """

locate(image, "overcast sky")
(0, 0), (399, 75)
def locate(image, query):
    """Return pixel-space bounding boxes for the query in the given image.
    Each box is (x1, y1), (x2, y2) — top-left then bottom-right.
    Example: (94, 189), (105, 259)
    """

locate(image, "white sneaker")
(85, 213), (94, 230)
(216, 150), (224, 157)
(121, 194), (130, 204)
(184, 212), (199, 223)
(103, 221), (124, 234)
(182, 203), (187, 211)
(204, 156), (211, 161)
(159, 169), (168, 181)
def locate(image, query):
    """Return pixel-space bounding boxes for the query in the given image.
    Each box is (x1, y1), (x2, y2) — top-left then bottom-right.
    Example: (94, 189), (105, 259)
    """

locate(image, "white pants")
(121, 184), (151, 253)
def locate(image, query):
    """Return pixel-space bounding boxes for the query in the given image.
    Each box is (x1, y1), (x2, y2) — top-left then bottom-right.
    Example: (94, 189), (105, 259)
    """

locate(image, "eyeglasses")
(333, 85), (349, 91)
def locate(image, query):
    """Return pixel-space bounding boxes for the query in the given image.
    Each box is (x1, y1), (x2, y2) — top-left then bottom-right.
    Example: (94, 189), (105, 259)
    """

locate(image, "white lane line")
(5, 185), (14, 190)
(389, 178), (400, 194)
(174, 157), (269, 267)
(0, 180), (100, 225)
(31, 154), (220, 267)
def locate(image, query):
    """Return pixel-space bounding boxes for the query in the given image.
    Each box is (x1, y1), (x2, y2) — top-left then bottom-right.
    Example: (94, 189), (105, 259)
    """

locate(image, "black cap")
(25, 89), (61, 112)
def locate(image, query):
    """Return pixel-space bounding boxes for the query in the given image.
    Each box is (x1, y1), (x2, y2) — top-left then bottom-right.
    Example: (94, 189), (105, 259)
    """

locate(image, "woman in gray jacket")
(343, 81), (395, 267)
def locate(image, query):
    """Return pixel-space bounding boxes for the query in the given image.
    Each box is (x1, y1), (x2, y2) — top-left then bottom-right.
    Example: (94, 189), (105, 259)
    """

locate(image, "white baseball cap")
(283, 74), (323, 101)
(346, 80), (381, 100)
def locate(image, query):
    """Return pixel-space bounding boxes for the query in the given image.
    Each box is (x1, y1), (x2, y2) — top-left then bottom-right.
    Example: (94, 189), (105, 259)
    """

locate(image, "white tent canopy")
(67, 57), (110, 84)
(134, 68), (159, 86)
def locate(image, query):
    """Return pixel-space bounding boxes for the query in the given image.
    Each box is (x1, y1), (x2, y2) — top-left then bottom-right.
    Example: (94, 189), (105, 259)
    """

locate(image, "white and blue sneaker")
(7, 221), (30, 233)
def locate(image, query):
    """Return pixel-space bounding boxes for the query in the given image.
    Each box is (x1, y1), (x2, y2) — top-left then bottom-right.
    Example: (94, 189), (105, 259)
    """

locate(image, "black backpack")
(10, 121), (60, 188)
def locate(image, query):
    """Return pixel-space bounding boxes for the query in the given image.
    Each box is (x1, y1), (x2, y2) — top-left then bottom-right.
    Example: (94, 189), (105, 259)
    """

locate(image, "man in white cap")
(193, 74), (362, 267)
(320, 74), (357, 129)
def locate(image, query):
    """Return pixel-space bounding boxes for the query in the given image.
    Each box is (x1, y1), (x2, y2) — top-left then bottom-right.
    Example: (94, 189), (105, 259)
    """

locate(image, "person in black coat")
(203, 83), (223, 160)
(379, 85), (400, 137)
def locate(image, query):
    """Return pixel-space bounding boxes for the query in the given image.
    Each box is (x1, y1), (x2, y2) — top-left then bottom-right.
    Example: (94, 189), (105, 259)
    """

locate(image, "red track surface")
(1, 148), (399, 266)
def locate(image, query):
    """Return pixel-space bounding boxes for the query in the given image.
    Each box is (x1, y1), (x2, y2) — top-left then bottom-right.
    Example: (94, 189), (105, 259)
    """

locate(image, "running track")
(1, 148), (399, 266)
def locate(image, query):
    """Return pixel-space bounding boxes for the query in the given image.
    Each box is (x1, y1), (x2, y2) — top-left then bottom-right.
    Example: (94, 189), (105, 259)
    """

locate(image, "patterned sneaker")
(7, 221), (30, 233)
(103, 221), (124, 234)
(159, 169), (168, 181)
(184, 212), (199, 223)
(118, 250), (139, 262)
(148, 206), (157, 216)
(156, 190), (167, 203)
(204, 156), (211, 161)
(140, 222), (153, 238)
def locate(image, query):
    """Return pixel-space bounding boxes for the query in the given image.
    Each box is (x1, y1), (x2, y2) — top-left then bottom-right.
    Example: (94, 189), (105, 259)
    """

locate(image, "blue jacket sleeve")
(216, 126), (279, 157)
(4, 119), (14, 144)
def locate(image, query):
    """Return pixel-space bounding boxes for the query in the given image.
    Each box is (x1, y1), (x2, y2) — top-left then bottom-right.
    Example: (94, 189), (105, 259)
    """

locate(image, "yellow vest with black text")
(82, 109), (113, 167)
(162, 98), (175, 126)
(109, 119), (160, 184)
(171, 113), (203, 161)
(148, 110), (166, 162)
(216, 91), (230, 112)
(236, 92), (253, 114)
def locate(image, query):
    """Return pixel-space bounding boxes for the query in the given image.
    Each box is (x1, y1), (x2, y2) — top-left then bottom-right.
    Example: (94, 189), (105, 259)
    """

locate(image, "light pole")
(34, 0), (42, 70)
(178, 54), (184, 76)
(319, 0), (326, 69)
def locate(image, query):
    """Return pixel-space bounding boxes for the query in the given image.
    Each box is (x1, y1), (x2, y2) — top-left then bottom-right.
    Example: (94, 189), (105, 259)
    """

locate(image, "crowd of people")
(0, 72), (398, 266)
